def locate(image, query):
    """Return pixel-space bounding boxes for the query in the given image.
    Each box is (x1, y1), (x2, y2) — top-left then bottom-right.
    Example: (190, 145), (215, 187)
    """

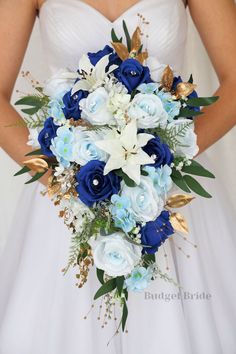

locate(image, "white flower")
(79, 87), (115, 125)
(71, 54), (118, 94)
(128, 93), (168, 129)
(27, 127), (41, 148)
(89, 232), (141, 277)
(121, 175), (164, 223)
(145, 57), (168, 82)
(95, 119), (154, 185)
(108, 90), (131, 127)
(72, 127), (108, 165)
(168, 119), (199, 159)
(44, 69), (74, 100)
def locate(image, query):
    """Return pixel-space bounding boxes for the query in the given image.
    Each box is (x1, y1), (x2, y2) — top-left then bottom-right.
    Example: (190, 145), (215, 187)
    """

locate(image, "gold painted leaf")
(166, 194), (195, 208)
(23, 158), (48, 173)
(161, 65), (174, 91)
(136, 51), (148, 64)
(111, 42), (129, 61)
(131, 26), (142, 52)
(47, 183), (61, 198)
(175, 82), (197, 98)
(170, 212), (189, 234)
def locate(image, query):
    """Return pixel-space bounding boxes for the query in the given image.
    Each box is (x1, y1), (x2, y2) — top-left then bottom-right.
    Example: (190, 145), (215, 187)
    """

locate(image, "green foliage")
(25, 171), (47, 184)
(25, 149), (43, 156)
(15, 94), (49, 116)
(148, 121), (193, 151)
(96, 268), (105, 284)
(178, 108), (203, 118)
(143, 253), (156, 267)
(181, 160), (215, 178)
(23, 114), (46, 129)
(183, 175), (212, 198)
(111, 28), (122, 42)
(115, 169), (136, 187)
(186, 96), (219, 107)
(14, 165), (31, 176)
(94, 278), (117, 300)
(171, 168), (191, 193)
(116, 276), (125, 297)
(122, 20), (131, 51)
(122, 300), (128, 331)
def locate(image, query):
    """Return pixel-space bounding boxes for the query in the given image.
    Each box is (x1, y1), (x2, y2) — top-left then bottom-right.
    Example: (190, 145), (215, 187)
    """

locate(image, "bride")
(0, 0), (236, 353)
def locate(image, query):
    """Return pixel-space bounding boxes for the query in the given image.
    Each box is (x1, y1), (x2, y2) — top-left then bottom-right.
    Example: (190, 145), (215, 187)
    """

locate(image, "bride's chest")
(39, 0), (187, 72)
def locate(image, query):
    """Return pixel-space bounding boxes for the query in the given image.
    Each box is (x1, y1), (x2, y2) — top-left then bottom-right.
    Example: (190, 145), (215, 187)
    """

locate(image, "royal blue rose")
(143, 136), (173, 168)
(115, 58), (152, 93)
(141, 211), (174, 254)
(76, 160), (121, 207)
(172, 76), (200, 114)
(38, 117), (58, 157)
(62, 89), (88, 120)
(88, 45), (121, 69)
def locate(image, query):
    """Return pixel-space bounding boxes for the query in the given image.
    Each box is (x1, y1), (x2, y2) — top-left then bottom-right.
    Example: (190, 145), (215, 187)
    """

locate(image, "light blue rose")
(110, 195), (136, 233)
(137, 82), (159, 94)
(125, 266), (153, 292)
(73, 129), (108, 166)
(50, 126), (74, 167)
(144, 165), (173, 196)
(48, 99), (65, 124)
(157, 90), (181, 121)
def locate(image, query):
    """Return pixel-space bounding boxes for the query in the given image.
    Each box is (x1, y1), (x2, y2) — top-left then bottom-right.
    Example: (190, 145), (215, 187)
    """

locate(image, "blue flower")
(76, 160), (121, 207)
(157, 90), (181, 121)
(145, 165), (173, 196)
(50, 126), (74, 167)
(110, 195), (136, 233)
(137, 82), (159, 94)
(48, 99), (65, 123)
(38, 117), (59, 157)
(172, 76), (200, 113)
(143, 136), (173, 168)
(125, 266), (153, 292)
(115, 58), (152, 93)
(62, 89), (88, 120)
(88, 45), (121, 69)
(141, 211), (174, 254)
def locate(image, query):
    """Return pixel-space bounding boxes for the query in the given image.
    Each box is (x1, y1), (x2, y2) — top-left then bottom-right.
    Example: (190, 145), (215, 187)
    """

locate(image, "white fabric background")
(0, 13), (235, 253)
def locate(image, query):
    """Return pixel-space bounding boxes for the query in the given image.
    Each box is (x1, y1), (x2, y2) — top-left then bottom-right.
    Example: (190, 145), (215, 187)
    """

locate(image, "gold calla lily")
(23, 158), (48, 173)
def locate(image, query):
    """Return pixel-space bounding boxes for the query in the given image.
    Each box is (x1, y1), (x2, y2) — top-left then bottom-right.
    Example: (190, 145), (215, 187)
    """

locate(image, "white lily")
(95, 120), (155, 185)
(71, 54), (118, 94)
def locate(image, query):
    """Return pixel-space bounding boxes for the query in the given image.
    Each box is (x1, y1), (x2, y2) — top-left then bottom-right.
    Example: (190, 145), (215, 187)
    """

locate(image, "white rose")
(145, 57), (167, 82)
(168, 119), (199, 159)
(27, 127), (41, 148)
(79, 87), (115, 125)
(121, 176), (164, 223)
(128, 93), (168, 129)
(89, 233), (141, 277)
(72, 127), (108, 165)
(44, 69), (74, 100)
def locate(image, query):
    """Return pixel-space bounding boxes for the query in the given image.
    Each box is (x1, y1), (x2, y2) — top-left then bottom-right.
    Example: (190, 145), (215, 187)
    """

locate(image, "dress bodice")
(39, 0), (187, 74)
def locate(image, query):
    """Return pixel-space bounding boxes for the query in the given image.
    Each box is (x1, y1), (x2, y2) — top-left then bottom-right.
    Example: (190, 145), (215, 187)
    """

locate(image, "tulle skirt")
(0, 154), (236, 354)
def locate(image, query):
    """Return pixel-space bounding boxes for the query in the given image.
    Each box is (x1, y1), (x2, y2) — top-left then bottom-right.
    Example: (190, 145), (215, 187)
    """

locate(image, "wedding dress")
(0, 0), (236, 353)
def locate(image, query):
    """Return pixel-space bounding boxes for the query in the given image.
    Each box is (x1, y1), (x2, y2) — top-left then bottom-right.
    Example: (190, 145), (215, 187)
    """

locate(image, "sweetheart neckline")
(39, 0), (186, 25)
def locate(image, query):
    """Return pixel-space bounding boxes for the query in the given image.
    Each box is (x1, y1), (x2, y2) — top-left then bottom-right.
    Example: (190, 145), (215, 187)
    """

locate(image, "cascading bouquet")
(15, 21), (218, 332)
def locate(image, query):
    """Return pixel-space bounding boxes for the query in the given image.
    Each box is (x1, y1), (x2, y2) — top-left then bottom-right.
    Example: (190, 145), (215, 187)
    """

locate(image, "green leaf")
(182, 160), (215, 178)
(183, 175), (212, 198)
(111, 28), (122, 42)
(94, 278), (116, 300)
(138, 44), (143, 54)
(122, 20), (131, 51)
(116, 276), (125, 297)
(96, 268), (104, 285)
(14, 165), (31, 176)
(171, 169), (191, 193)
(15, 96), (43, 107)
(22, 107), (40, 115)
(179, 108), (204, 117)
(25, 149), (43, 156)
(122, 301), (128, 332)
(188, 74), (193, 84)
(115, 169), (136, 187)
(141, 170), (149, 176)
(187, 96), (219, 107)
(123, 288), (128, 300)
(25, 171), (47, 184)
(143, 253), (156, 267)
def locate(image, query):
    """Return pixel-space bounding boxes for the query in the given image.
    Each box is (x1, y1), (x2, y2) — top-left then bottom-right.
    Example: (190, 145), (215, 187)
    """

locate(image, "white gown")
(0, 0), (236, 353)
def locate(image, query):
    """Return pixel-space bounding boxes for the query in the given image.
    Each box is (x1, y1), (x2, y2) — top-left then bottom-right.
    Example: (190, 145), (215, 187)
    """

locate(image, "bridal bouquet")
(15, 22), (217, 332)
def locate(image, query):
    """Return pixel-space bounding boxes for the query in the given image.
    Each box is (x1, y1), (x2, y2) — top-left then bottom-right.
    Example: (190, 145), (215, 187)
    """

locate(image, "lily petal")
(71, 80), (91, 95)
(104, 156), (125, 175)
(129, 148), (155, 166)
(78, 54), (93, 74)
(120, 120), (138, 151)
(137, 133), (154, 148)
(95, 139), (124, 156)
(94, 54), (110, 80)
(122, 164), (141, 185)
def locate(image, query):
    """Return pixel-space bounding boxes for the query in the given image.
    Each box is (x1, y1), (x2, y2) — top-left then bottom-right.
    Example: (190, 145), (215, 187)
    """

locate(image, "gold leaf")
(166, 194), (195, 208)
(47, 183), (61, 198)
(175, 82), (197, 98)
(170, 212), (189, 234)
(111, 42), (129, 61)
(136, 50), (148, 64)
(161, 65), (174, 91)
(23, 158), (48, 173)
(131, 26), (142, 52)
